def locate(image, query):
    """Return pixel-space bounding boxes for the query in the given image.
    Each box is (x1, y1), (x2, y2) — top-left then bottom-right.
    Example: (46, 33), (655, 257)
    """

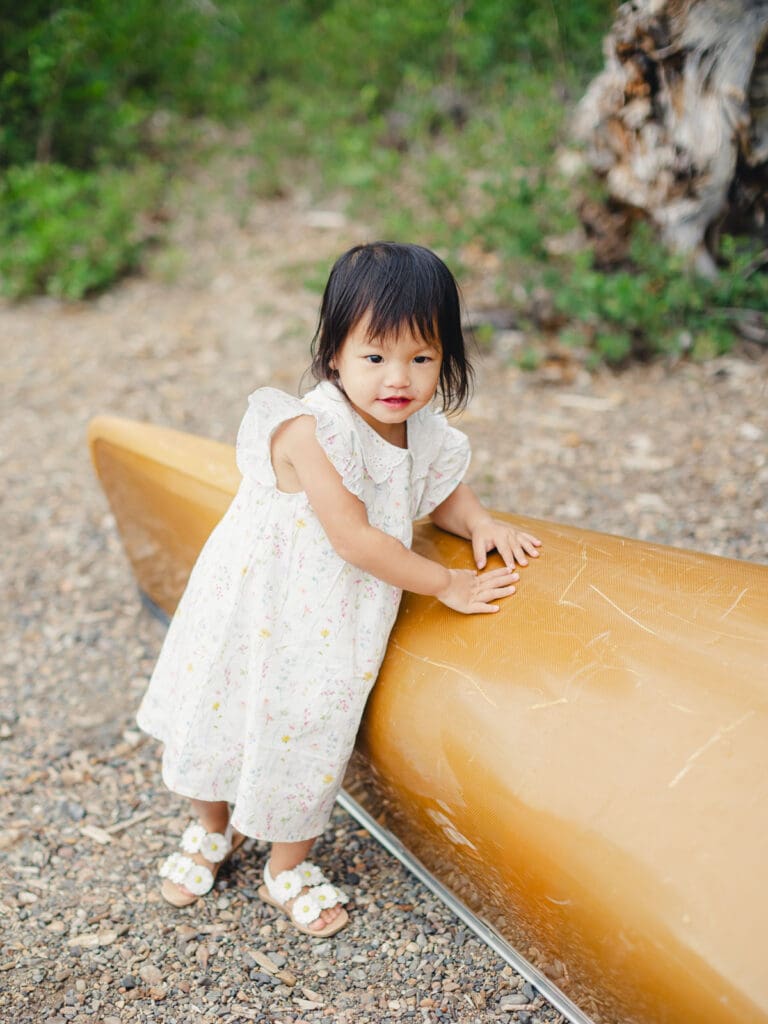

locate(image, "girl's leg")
(191, 798), (230, 835)
(268, 839), (345, 931)
(268, 838), (315, 874)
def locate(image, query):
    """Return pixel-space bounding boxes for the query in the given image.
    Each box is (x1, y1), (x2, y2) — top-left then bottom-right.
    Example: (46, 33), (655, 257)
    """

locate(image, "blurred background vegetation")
(1, 1), (765, 364)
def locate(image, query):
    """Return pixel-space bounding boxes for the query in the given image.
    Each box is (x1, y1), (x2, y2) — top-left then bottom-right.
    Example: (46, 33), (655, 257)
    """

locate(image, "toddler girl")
(137, 241), (540, 937)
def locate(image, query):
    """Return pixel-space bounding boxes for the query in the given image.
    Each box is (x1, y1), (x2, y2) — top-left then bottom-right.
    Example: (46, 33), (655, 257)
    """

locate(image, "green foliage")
(0, 162), (164, 299)
(0, 0), (262, 298)
(1, 0), (764, 365)
(552, 227), (768, 364)
(4, 0), (612, 170)
(0, 1), (261, 168)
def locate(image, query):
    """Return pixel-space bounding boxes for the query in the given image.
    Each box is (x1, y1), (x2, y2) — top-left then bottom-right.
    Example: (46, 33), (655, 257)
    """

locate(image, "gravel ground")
(2, 172), (767, 1024)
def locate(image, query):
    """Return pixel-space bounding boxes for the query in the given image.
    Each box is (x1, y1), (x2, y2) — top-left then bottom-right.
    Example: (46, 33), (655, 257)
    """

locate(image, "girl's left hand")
(471, 519), (542, 569)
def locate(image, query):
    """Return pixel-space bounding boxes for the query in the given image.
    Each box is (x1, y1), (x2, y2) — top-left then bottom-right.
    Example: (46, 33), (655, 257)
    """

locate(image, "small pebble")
(139, 964), (163, 986)
(63, 801), (86, 821)
(250, 971), (277, 985)
(500, 992), (529, 1008)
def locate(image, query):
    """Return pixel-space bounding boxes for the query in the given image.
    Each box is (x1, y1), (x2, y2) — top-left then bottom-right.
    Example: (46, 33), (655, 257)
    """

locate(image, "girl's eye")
(414, 355), (433, 364)
(365, 354), (383, 364)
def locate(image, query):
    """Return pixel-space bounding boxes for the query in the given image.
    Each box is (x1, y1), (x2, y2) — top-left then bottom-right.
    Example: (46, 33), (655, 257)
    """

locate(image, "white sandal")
(159, 821), (245, 907)
(258, 860), (349, 937)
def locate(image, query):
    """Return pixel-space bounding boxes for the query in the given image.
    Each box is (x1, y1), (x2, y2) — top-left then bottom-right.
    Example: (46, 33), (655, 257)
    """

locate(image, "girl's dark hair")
(310, 242), (474, 412)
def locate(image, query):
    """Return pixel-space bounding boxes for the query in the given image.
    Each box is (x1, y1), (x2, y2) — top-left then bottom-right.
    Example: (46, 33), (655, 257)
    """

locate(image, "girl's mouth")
(379, 397), (411, 407)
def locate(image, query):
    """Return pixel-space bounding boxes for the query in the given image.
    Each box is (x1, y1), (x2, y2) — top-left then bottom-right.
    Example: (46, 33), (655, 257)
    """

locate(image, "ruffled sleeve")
(236, 387), (365, 500)
(413, 411), (471, 518)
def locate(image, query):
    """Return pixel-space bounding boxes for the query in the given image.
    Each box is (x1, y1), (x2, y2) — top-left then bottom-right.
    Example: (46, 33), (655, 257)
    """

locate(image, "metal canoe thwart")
(88, 414), (768, 1024)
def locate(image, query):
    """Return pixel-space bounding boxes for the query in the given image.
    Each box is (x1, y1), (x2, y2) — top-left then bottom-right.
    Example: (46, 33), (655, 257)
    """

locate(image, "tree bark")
(574, 0), (768, 275)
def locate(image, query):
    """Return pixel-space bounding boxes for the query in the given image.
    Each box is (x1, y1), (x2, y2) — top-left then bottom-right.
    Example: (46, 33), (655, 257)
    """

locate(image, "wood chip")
(198, 922), (230, 935)
(80, 824), (113, 845)
(294, 998), (323, 1010)
(556, 392), (622, 411)
(67, 930), (118, 948)
(104, 810), (153, 835)
(250, 950), (278, 974)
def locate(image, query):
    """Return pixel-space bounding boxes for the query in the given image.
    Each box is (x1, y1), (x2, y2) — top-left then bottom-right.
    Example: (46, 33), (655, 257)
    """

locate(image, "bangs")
(344, 248), (446, 346)
(362, 317), (441, 350)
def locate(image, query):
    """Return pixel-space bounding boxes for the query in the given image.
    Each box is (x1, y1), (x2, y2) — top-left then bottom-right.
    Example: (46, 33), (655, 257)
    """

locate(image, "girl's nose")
(385, 363), (410, 387)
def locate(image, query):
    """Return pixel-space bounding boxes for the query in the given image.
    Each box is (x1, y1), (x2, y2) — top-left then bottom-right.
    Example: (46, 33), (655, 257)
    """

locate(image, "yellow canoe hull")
(89, 414), (768, 1024)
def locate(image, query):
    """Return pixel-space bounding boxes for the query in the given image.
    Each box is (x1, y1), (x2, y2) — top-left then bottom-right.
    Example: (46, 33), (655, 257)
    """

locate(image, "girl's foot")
(159, 819), (245, 907)
(259, 859), (349, 937)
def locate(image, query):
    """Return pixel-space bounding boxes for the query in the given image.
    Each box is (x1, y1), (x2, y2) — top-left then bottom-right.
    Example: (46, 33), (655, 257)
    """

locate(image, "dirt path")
(2, 173), (767, 1024)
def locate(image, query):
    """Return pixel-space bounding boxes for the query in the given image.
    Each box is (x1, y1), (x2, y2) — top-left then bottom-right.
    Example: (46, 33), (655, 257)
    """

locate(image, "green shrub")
(3, 0), (763, 361)
(0, 162), (164, 299)
(553, 227), (768, 364)
(0, 1), (267, 168)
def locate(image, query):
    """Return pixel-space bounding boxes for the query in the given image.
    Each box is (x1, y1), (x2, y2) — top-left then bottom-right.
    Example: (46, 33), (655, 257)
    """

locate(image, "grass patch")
(0, 161), (165, 299)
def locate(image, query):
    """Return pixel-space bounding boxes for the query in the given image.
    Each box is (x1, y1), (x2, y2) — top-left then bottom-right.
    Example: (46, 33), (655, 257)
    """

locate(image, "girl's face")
(330, 313), (442, 445)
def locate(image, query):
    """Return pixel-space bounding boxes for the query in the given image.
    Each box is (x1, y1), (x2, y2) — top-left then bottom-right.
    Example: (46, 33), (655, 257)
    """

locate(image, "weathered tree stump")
(574, 0), (768, 275)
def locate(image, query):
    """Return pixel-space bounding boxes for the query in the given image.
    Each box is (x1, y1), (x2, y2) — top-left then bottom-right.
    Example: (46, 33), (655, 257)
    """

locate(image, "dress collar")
(309, 381), (430, 483)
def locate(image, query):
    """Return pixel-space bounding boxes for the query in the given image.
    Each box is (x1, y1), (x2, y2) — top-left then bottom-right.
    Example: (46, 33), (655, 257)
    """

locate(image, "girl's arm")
(429, 482), (542, 569)
(272, 416), (519, 615)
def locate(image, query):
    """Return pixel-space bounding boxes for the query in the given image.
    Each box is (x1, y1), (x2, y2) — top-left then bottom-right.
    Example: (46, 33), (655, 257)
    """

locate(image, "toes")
(309, 912), (332, 931)
(308, 906), (340, 931)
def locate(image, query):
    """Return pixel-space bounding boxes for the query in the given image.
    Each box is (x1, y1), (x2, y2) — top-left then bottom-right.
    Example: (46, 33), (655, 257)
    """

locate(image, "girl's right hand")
(436, 566), (520, 614)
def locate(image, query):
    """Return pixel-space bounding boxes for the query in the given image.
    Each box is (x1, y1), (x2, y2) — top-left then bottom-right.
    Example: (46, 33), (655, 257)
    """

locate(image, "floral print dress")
(136, 381), (470, 842)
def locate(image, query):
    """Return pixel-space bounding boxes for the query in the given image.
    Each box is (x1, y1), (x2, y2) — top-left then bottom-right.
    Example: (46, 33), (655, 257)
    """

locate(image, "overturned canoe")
(88, 414), (768, 1024)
